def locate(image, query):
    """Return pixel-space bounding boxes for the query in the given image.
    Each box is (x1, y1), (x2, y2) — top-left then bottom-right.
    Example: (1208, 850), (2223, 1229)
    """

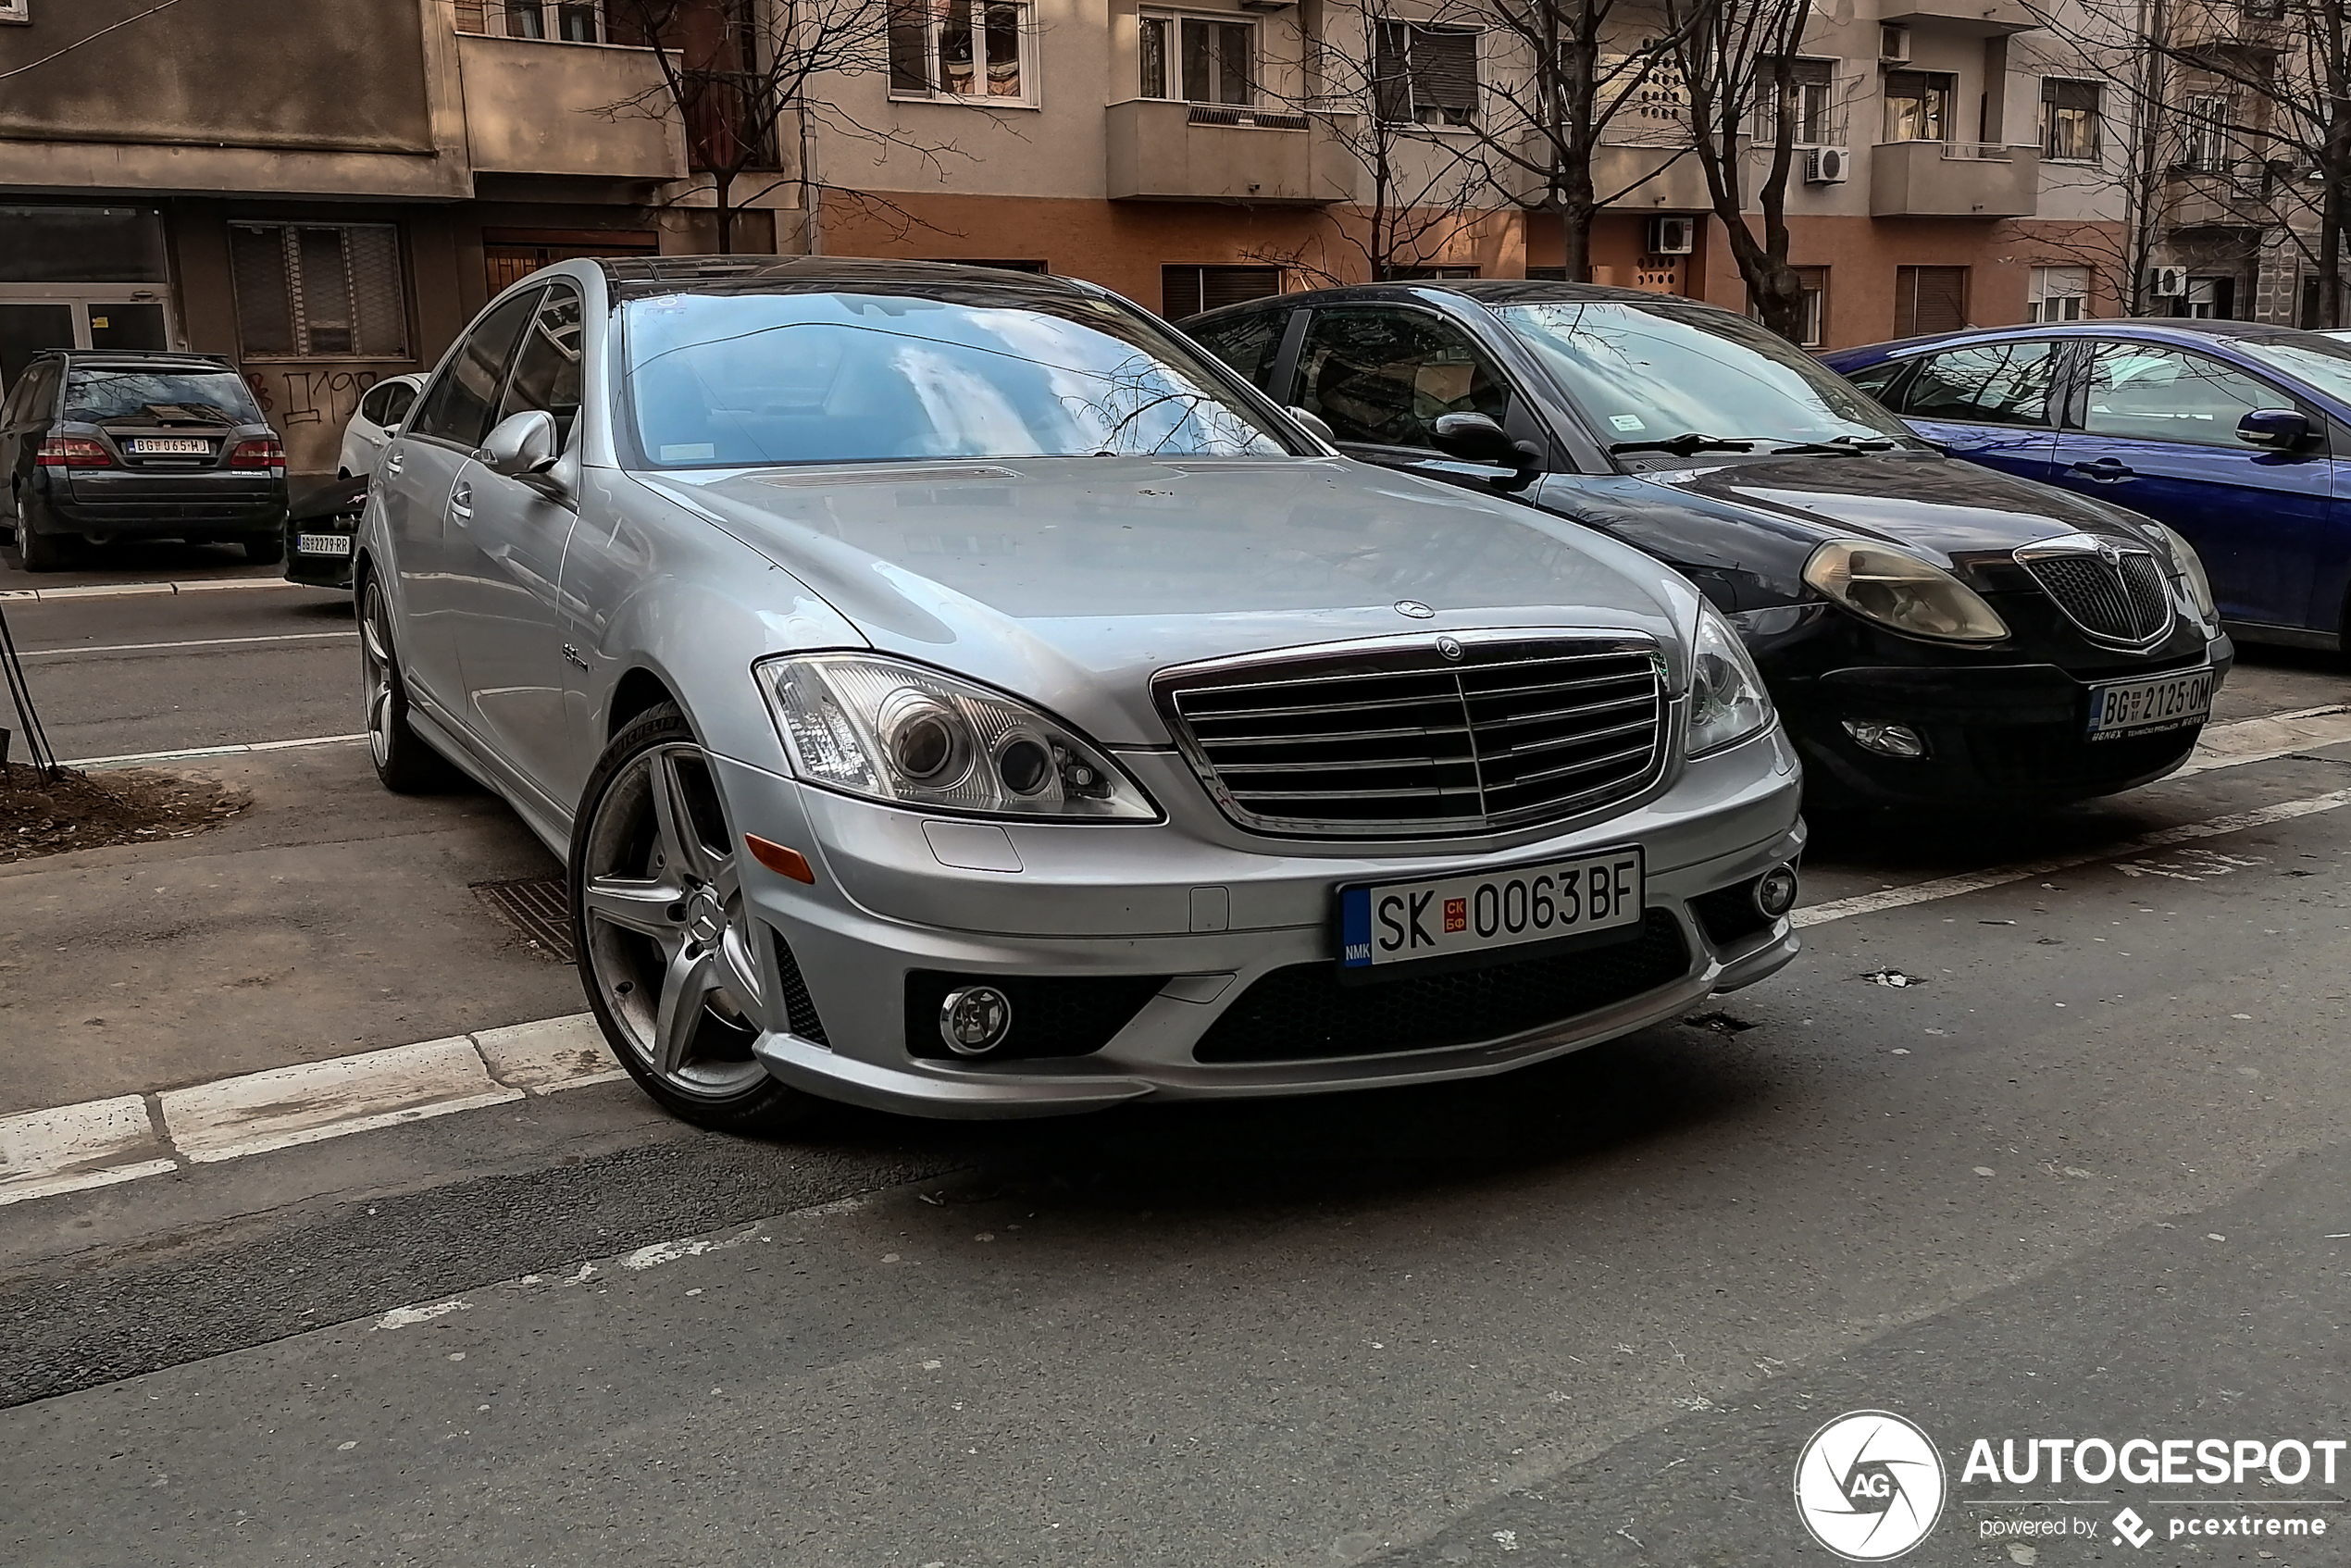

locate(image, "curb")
(0, 578), (313, 604)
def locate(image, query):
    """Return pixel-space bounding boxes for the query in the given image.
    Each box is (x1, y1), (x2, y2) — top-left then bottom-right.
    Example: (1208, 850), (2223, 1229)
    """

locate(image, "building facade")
(2, 0), (2145, 479)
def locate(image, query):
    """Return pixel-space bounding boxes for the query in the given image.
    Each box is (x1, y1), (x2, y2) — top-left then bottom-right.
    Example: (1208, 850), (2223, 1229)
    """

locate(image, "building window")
(1163, 264), (1282, 320)
(2181, 275), (2235, 319)
(1883, 70), (1951, 143)
(1747, 268), (1827, 347)
(1374, 21), (1479, 127)
(2040, 79), (2100, 161)
(890, 0), (1032, 102)
(2028, 265), (2090, 321)
(1765, 57), (1836, 146)
(1140, 13), (1256, 106)
(229, 223), (409, 360)
(479, 1), (606, 40)
(1894, 265), (1967, 337)
(2183, 94), (2232, 172)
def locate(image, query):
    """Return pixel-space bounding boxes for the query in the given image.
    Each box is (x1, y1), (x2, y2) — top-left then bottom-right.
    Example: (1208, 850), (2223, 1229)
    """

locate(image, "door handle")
(2071, 456), (2135, 482)
(450, 481), (473, 522)
(384, 448), (404, 478)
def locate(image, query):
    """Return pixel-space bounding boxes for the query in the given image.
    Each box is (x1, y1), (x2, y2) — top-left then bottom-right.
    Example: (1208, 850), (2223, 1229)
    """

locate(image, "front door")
(0, 289), (177, 400)
(2048, 341), (2334, 629)
(379, 286), (542, 718)
(446, 282), (586, 803)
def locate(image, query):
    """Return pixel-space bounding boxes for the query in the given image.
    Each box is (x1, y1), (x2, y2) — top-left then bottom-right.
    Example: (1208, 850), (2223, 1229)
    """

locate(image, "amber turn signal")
(743, 834), (815, 883)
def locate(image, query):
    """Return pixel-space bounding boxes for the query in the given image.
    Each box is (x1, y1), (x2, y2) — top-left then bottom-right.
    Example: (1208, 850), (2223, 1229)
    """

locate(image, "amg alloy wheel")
(572, 703), (809, 1131)
(359, 575), (457, 793)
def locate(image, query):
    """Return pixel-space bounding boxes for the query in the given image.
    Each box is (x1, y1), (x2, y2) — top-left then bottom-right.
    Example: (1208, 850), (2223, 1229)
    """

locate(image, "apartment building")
(2, 0), (2141, 479)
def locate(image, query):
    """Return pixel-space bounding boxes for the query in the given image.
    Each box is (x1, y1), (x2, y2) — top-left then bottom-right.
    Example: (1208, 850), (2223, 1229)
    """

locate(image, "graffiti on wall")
(242, 363), (416, 475)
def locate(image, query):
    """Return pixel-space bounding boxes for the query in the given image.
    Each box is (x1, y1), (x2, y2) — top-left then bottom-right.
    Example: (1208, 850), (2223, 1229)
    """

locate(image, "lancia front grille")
(2016, 539), (2172, 647)
(1154, 633), (1667, 838)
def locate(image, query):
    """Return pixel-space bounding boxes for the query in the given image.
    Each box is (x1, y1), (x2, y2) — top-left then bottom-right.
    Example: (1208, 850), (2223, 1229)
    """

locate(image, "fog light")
(939, 985), (1013, 1056)
(1754, 864), (1799, 919)
(1841, 719), (1927, 758)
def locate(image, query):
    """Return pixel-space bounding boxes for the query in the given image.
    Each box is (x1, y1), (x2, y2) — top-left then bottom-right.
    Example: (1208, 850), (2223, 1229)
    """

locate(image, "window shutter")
(889, 0), (932, 93)
(294, 228), (355, 355)
(1897, 266), (1967, 336)
(347, 226), (410, 358)
(1791, 56), (1833, 87)
(454, 0), (486, 31)
(2042, 78), (2097, 111)
(1163, 267), (1204, 321)
(1373, 22), (1412, 120)
(1411, 28), (1479, 114)
(230, 227), (296, 357)
(1200, 266), (1282, 312)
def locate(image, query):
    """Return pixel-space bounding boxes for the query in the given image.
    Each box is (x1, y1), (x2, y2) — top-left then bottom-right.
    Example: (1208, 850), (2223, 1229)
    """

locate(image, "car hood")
(1633, 453), (2158, 566)
(639, 456), (1694, 745)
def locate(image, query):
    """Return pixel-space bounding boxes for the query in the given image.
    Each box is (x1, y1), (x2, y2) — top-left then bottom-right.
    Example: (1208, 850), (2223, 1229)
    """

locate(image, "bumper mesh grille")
(1157, 635), (1665, 837)
(1193, 909), (1691, 1063)
(2021, 550), (2171, 644)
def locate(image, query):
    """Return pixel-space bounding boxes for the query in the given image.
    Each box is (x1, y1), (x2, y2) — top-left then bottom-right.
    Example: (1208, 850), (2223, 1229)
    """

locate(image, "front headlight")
(2145, 520), (2218, 621)
(1801, 539), (2010, 642)
(1686, 603), (1775, 758)
(756, 654), (1158, 821)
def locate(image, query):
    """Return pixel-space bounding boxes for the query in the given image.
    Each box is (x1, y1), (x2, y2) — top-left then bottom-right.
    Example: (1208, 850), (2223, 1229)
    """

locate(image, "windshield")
(619, 290), (1296, 468)
(2233, 333), (2351, 406)
(62, 368), (259, 425)
(1494, 301), (1915, 454)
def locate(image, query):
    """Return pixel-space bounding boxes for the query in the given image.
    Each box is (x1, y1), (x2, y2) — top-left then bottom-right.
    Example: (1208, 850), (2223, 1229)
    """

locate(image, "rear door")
(1285, 304), (1543, 490)
(380, 287), (541, 716)
(1883, 338), (2064, 483)
(2047, 340), (2332, 628)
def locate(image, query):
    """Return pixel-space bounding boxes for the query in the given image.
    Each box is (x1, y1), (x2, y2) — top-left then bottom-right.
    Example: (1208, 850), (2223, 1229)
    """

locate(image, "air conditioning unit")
(1648, 216), (1698, 255)
(1805, 146), (1851, 184)
(2148, 265), (2188, 297)
(1879, 24), (1910, 61)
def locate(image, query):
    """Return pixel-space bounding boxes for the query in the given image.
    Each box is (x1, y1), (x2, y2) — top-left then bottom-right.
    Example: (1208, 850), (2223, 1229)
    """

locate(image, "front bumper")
(284, 514), (358, 589)
(704, 727), (1806, 1119)
(1782, 639), (2233, 807)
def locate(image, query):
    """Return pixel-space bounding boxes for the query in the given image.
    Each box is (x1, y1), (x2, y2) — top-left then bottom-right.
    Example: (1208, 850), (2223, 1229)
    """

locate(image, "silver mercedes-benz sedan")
(356, 257), (1804, 1129)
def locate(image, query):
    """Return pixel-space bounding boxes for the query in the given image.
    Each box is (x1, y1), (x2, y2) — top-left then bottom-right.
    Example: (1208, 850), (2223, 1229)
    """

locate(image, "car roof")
(594, 255), (1113, 305)
(1187, 279), (1727, 325)
(1830, 317), (2320, 362)
(32, 349), (238, 371)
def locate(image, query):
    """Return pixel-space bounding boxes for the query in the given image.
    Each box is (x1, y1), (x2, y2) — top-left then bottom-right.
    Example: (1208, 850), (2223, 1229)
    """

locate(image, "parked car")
(359, 258), (1803, 1131)
(0, 349), (286, 571)
(337, 373), (424, 479)
(1185, 283), (2231, 810)
(1825, 320), (2351, 652)
(285, 475), (367, 590)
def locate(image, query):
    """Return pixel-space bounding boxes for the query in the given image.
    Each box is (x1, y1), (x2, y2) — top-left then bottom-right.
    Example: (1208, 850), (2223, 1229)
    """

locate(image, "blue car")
(1823, 321), (2351, 651)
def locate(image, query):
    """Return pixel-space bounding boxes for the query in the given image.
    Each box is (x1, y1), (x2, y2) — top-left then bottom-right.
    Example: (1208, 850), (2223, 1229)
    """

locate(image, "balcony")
(1105, 100), (1358, 205)
(1870, 141), (2039, 217)
(2165, 165), (2276, 229)
(458, 33), (688, 181)
(1877, 0), (2037, 33)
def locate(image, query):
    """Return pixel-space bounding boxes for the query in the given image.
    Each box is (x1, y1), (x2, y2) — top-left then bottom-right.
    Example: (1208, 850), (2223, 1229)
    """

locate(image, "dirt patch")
(0, 765), (252, 864)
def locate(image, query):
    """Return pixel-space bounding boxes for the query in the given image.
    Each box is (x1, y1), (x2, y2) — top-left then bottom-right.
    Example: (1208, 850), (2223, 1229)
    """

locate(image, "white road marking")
(65, 733), (367, 768)
(473, 1015), (628, 1093)
(18, 631), (355, 659)
(0, 1096), (176, 1206)
(160, 1037), (524, 1164)
(0, 578), (309, 603)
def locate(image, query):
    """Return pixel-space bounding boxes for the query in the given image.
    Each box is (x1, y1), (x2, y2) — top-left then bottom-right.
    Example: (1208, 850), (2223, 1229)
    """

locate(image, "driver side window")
(410, 288), (542, 451)
(1289, 307), (1511, 450)
(496, 284), (585, 447)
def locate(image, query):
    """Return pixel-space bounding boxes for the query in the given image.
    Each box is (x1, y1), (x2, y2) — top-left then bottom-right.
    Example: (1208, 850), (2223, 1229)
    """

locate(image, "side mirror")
(1432, 411), (1547, 487)
(2237, 407), (2310, 450)
(479, 409), (560, 477)
(1287, 406), (1337, 447)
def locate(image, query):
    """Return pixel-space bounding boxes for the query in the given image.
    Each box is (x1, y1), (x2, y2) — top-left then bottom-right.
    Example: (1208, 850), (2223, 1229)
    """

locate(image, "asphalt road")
(4, 576), (2350, 1567)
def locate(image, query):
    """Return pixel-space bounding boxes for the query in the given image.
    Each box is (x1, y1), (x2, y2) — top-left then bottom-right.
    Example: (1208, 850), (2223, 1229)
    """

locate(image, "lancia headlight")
(2144, 520), (2218, 621)
(1802, 539), (2010, 643)
(757, 653), (1158, 820)
(1686, 603), (1775, 757)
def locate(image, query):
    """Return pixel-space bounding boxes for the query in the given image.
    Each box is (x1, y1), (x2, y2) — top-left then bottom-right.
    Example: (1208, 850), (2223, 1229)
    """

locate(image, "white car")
(336, 373), (425, 479)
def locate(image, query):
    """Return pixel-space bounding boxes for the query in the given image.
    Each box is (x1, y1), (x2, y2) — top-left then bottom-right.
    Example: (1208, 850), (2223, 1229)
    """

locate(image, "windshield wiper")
(1762, 435), (1902, 455)
(1606, 432), (1754, 457)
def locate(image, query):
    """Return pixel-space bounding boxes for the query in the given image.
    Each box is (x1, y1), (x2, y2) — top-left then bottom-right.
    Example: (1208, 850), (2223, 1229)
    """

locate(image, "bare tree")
(1661, 0), (1811, 340)
(593, 0), (964, 255)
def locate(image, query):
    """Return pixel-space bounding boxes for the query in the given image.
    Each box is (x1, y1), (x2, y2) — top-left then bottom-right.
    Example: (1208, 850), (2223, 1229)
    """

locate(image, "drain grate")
(472, 877), (576, 964)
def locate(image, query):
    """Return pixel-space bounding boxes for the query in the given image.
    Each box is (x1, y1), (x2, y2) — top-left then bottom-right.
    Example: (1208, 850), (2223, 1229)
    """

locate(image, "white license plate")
(129, 438), (210, 455)
(1339, 847), (1645, 973)
(297, 533), (352, 557)
(2086, 666), (2216, 740)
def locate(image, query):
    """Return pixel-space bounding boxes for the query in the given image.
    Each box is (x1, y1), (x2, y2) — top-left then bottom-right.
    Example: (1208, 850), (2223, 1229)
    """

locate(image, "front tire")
(359, 573), (460, 793)
(571, 702), (813, 1134)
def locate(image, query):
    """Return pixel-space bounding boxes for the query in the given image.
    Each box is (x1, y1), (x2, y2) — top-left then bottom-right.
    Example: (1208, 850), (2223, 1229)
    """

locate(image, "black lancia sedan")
(1184, 282), (2232, 809)
(283, 474), (366, 591)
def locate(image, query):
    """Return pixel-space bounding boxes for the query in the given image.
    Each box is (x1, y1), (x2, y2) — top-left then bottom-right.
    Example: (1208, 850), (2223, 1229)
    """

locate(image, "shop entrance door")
(0, 288), (178, 397)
